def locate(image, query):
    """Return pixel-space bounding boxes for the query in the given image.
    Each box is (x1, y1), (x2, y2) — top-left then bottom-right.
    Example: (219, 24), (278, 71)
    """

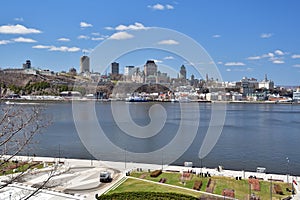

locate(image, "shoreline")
(3, 155), (299, 183)
(1, 98), (299, 105)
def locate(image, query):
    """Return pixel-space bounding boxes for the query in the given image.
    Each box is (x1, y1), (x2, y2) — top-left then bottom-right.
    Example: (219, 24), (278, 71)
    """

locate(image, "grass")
(0, 161), (44, 176)
(107, 178), (219, 199)
(129, 171), (293, 200)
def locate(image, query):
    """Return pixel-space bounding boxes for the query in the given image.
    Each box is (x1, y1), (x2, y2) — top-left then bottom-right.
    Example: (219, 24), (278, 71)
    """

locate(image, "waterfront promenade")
(1, 155), (299, 199)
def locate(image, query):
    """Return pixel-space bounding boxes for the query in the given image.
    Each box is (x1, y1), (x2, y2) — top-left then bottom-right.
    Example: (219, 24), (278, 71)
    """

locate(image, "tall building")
(179, 65), (187, 79)
(111, 62), (119, 75)
(144, 60), (157, 77)
(124, 66), (135, 76)
(23, 60), (31, 69)
(80, 56), (90, 73)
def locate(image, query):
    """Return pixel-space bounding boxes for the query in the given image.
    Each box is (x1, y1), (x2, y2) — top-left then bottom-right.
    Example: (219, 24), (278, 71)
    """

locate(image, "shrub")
(96, 192), (199, 200)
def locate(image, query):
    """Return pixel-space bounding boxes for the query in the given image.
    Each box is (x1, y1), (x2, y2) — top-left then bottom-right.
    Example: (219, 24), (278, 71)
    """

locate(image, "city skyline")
(1, 1), (300, 85)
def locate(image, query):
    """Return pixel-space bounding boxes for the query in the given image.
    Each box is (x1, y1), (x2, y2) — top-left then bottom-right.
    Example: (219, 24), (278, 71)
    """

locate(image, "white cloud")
(14, 17), (24, 22)
(291, 54), (300, 59)
(115, 22), (148, 31)
(224, 62), (246, 66)
(91, 37), (105, 41)
(57, 38), (70, 42)
(157, 39), (179, 45)
(217, 61), (223, 65)
(104, 26), (114, 30)
(12, 37), (37, 43)
(0, 24), (41, 34)
(32, 45), (52, 49)
(226, 69), (231, 72)
(151, 59), (163, 63)
(166, 4), (174, 9)
(293, 64), (300, 68)
(33, 45), (80, 52)
(77, 35), (90, 40)
(148, 3), (174, 10)
(260, 33), (273, 39)
(49, 46), (80, 52)
(212, 34), (221, 38)
(149, 3), (164, 10)
(274, 49), (285, 56)
(272, 60), (284, 64)
(80, 22), (93, 28)
(247, 56), (261, 60)
(109, 31), (134, 40)
(0, 40), (11, 45)
(164, 56), (174, 60)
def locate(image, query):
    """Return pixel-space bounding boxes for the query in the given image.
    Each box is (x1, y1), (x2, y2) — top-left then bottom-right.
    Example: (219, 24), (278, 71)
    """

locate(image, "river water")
(12, 101), (300, 175)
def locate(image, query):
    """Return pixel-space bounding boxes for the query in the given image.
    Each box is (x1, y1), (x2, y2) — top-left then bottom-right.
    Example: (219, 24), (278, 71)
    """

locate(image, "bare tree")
(0, 104), (50, 188)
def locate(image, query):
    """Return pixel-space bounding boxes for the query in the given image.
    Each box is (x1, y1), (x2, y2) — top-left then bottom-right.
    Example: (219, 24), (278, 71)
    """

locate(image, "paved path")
(1, 155), (299, 199)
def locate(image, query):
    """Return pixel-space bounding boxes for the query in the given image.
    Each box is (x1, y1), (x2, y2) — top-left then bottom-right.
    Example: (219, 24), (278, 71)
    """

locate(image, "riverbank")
(1, 97), (300, 105)
(1, 155), (300, 199)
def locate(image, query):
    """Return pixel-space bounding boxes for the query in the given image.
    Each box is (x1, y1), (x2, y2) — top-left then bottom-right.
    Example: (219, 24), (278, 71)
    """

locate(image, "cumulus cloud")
(148, 3), (174, 10)
(57, 38), (70, 42)
(291, 54), (300, 59)
(80, 22), (93, 28)
(12, 37), (37, 43)
(247, 56), (261, 60)
(164, 56), (174, 60)
(32, 45), (52, 49)
(157, 39), (179, 45)
(109, 31), (134, 40)
(33, 45), (80, 52)
(274, 49), (285, 56)
(0, 24), (41, 34)
(77, 35), (90, 40)
(260, 33), (273, 39)
(115, 22), (148, 31)
(272, 60), (284, 64)
(49, 46), (80, 52)
(0, 40), (11, 45)
(91, 37), (105, 41)
(224, 62), (246, 66)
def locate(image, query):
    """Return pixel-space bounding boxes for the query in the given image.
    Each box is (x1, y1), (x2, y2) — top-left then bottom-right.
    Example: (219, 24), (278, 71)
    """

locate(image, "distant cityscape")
(0, 55), (300, 103)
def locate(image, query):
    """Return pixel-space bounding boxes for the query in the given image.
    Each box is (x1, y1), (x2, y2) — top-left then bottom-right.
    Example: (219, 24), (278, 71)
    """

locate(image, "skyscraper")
(179, 65), (187, 79)
(144, 60), (157, 77)
(111, 62), (119, 75)
(80, 56), (90, 73)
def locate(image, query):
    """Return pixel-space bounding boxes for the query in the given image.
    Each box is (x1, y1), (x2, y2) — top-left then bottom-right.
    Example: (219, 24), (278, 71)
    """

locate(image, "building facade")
(111, 62), (119, 75)
(80, 56), (90, 73)
(144, 60), (157, 77)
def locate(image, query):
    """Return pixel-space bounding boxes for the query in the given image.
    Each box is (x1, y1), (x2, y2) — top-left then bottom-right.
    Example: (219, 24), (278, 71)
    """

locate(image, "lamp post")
(286, 157), (289, 183)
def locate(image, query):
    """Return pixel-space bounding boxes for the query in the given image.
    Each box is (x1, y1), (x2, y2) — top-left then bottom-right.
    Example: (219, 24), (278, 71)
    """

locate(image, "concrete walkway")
(1, 155), (299, 199)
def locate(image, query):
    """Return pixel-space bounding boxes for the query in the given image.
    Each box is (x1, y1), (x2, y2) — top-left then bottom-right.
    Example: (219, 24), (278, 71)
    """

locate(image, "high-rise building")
(80, 56), (90, 73)
(144, 60), (157, 77)
(23, 60), (31, 69)
(124, 66), (135, 76)
(111, 62), (119, 75)
(179, 65), (187, 79)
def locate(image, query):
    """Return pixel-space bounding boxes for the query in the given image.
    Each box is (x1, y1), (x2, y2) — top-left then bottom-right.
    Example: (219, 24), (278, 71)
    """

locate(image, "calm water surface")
(16, 102), (300, 175)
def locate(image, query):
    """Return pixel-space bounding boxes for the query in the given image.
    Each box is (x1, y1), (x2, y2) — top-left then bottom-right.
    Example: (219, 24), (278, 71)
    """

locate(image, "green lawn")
(129, 171), (292, 199)
(107, 178), (222, 199)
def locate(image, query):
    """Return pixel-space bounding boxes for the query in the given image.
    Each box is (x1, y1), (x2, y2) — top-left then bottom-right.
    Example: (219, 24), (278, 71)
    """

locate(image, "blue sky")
(1, 0), (300, 85)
